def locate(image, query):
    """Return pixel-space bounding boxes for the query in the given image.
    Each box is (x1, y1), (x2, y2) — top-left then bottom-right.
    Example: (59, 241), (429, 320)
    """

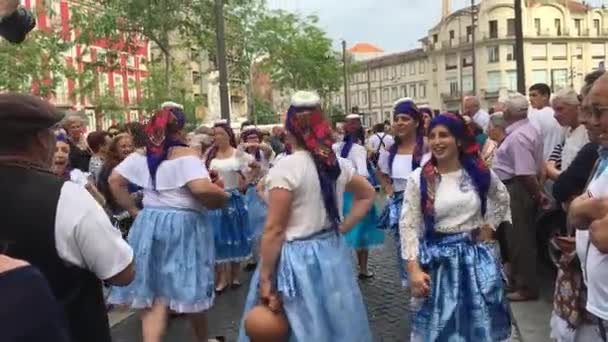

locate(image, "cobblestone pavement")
(111, 232), (413, 342)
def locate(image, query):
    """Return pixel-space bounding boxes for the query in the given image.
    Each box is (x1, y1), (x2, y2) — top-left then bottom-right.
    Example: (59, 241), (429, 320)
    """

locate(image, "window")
(506, 44), (515, 61)
(507, 19), (515, 36)
(487, 46), (499, 63)
(361, 90), (368, 105)
(371, 69), (377, 81)
(552, 43), (567, 60)
(401, 85), (407, 97)
(113, 74), (123, 99)
(574, 46), (583, 59)
(192, 71), (201, 84)
(555, 18), (561, 36)
(96, 50), (107, 64)
(532, 69), (548, 84)
(409, 84), (417, 99)
(391, 67), (397, 79)
(391, 87), (399, 100)
(531, 43), (547, 61)
(433, 34), (438, 43)
(139, 57), (147, 71)
(99, 74), (109, 96)
(462, 75), (473, 93)
(466, 26), (473, 43)
(409, 63), (416, 75)
(574, 19), (582, 36)
(128, 77), (137, 103)
(594, 19), (600, 36)
(383, 68), (389, 80)
(462, 54), (474, 67)
(487, 71), (501, 93)
(351, 91), (358, 106)
(489, 20), (498, 38)
(448, 78), (459, 96)
(382, 88), (389, 102)
(551, 69), (568, 91)
(506, 70), (517, 91)
(449, 30), (455, 46)
(535, 18), (541, 36)
(371, 90), (378, 104)
(446, 54), (458, 70)
(419, 61), (425, 73)
(419, 83), (426, 98)
(54, 73), (68, 105)
(126, 55), (135, 68)
(401, 64), (407, 76)
(592, 43), (605, 59)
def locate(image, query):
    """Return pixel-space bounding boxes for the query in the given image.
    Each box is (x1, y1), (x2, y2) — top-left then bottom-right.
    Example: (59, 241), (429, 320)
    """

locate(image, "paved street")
(111, 232), (412, 341)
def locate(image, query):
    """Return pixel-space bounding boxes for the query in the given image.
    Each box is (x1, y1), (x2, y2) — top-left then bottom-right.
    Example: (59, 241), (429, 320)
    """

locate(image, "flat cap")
(0, 93), (63, 134)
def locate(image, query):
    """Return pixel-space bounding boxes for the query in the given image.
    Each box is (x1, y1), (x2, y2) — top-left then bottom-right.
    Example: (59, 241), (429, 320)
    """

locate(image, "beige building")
(336, 0), (608, 121)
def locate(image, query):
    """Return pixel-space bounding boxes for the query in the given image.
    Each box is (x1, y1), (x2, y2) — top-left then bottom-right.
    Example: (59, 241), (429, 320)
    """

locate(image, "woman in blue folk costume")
(239, 125), (273, 269)
(333, 113), (385, 278)
(400, 113), (512, 341)
(377, 98), (426, 287)
(108, 107), (228, 342)
(238, 91), (375, 342)
(206, 120), (256, 292)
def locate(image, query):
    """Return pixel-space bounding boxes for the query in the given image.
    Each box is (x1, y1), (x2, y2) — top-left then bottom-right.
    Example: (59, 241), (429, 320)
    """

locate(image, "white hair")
(504, 93), (529, 118)
(551, 88), (580, 107)
(489, 112), (507, 129)
(463, 95), (480, 106)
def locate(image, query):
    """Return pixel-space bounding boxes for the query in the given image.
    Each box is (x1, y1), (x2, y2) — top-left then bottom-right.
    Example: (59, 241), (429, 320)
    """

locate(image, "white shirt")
(561, 125), (589, 171)
(115, 153), (210, 211)
(473, 109), (490, 133)
(529, 106), (566, 161)
(209, 149), (254, 190)
(378, 150), (413, 192)
(367, 133), (394, 154)
(55, 182), (133, 281)
(399, 168), (511, 260)
(265, 151), (355, 240)
(576, 156), (608, 320)
(332, 142), (369, 177)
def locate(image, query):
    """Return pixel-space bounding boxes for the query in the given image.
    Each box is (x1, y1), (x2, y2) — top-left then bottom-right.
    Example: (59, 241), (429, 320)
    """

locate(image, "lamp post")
(515, 0), (526, 93)
(214, 0), (231, 122)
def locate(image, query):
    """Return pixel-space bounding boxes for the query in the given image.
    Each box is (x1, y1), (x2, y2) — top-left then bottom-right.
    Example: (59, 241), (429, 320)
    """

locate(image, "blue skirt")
(108, 207), (215, 313)
(245, 185), (267, 240)
(377, 191), (408, 286)
(366, 162), (380, 188)
(237, 230), (372, 342)
(412, 232), (511, 341)
(343, 192), (385, 250)
(209, 189), (253, 264)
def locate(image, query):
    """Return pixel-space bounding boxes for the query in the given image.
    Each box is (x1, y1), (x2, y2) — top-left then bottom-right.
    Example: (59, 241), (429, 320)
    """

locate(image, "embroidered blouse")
(399, 167), (511, 260)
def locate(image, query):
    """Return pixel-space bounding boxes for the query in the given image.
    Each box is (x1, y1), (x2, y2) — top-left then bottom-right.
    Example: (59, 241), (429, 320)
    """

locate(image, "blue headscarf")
(420, 113), (490, 238)
(388, 99), (425, 172)
(340, 116), (366, 158)
(145, 106), (187, 188)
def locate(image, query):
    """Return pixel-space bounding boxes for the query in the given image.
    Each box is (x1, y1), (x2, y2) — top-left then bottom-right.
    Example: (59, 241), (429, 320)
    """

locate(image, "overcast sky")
(267, 0), (449, 53)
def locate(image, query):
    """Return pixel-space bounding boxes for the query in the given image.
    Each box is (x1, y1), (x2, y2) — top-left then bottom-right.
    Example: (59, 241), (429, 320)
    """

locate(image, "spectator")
(63, 114), (91, 172)
(462, 95), (490, 132)
(528, 83), (565, 161)
(367, 122), (394, 167)
(122, 122), (146, 151)
(87, 131), (111, 183)
(269, 126), (284, 155)
(107, 125), (120, 138)
(492, 92), (545, 302)
(488, 112), (508, 146)
(97, 134), (135, 215)
(0, 93), (134, 342)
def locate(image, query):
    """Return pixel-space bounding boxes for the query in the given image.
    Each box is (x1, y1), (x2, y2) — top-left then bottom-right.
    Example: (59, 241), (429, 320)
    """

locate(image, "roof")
(527, 0), (590, 13)
(354, 48), (426, 69)
(349, 42), (384, 54)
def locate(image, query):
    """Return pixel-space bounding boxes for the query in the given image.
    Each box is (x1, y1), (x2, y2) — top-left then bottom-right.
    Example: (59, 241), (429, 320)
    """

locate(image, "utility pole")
(342, 40), (349, 114)
(515, 0), (526, 94)
(214, 0), (231, 122)
(470, 0), (477, 95)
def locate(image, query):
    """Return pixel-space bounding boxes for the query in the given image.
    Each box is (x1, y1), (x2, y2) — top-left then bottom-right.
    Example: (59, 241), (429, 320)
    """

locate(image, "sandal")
(215, 283), (229, 294)
(358, 271), (375, 279)
(231, 280), (242, 288)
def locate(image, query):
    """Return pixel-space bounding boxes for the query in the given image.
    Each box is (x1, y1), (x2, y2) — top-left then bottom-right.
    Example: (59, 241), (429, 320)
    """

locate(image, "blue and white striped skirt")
(411, 231), (511, 342)
(237, 230), (372, 342)
(108, 207), (215, 313)
(377, 191), (408, 286)
(209, 189), (253, 264)
(245, 184), (267, 241)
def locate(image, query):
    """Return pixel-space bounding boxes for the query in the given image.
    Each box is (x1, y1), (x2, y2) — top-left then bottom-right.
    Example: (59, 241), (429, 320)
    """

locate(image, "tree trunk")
(164, 52), (171, 93)
(95, 110), (103, 131)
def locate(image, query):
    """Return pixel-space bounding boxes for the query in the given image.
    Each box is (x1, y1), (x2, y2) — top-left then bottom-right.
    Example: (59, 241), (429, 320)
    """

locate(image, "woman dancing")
(238, 91), (375, 341)
(400, 113), (512, 341)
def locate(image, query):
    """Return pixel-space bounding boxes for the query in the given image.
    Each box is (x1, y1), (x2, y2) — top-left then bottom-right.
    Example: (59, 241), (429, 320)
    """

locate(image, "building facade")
(336, 0), (608, 122)
(24, 0), (150, 130)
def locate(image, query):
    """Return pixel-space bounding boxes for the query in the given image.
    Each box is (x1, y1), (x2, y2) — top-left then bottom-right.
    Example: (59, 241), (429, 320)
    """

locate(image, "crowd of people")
(3, 69), (608, 342)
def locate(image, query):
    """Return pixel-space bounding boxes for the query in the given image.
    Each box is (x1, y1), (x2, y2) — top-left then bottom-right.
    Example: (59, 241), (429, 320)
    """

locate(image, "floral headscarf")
(285, 91), (342, 230)
(388, 98), (425, 172)
(420, 113), (490, 238)
(145, 106), (187, 187)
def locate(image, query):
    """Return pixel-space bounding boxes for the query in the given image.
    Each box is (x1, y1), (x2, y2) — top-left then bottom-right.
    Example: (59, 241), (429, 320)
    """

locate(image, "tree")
(252, 95), (279, 124)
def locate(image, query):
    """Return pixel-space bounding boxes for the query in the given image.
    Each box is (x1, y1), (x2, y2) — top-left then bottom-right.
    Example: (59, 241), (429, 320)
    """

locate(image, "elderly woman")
(62, 114), (91, 172)
(488, 112), (508, 146)
(238, 91), (375, 341)
(546, 89), (589, 181)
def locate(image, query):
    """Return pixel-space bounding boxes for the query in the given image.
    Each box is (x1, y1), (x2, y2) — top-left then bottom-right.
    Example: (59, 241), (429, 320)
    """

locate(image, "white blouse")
(265, 151), (355, 240)
(399, 167), (511, 260)
(114, 153), (210, 212)
(332, 142), (368, 177)
(209, 149), (254, 190)
(378, 150), (413, 193)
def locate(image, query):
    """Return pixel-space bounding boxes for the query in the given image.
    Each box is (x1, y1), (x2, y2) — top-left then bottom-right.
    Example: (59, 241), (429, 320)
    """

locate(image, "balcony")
(441, 92), (461, 102)
(482, 89), (500, 99)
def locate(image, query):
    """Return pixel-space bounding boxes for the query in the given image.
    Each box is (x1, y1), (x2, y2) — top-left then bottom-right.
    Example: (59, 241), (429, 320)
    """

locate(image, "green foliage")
(252, 96), (279, 124)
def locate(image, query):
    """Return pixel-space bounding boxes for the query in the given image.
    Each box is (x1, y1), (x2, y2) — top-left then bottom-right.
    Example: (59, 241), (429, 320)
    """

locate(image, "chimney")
(442, 0), (451, 19)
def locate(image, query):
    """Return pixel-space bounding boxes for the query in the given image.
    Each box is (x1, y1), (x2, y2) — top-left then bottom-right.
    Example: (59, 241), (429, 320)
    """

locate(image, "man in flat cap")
(0, 93), (134, 342)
